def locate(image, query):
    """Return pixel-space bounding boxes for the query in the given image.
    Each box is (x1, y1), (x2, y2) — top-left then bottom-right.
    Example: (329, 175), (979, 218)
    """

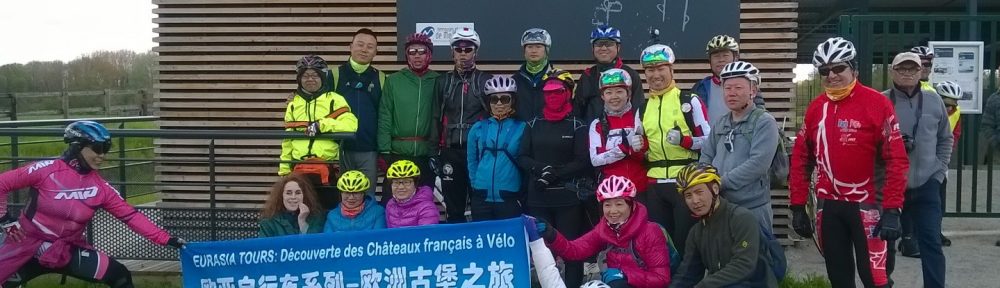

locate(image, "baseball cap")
(892, 52), (921, 68)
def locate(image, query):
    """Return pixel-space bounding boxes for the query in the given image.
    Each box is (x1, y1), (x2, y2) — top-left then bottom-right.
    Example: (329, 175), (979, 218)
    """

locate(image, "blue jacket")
(323, 196), (386, 232)
(467, 117), (526, 202)
(692, 76), (766, 110)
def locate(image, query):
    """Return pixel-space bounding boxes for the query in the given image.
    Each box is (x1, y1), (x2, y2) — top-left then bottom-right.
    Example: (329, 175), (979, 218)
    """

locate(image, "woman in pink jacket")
(0, 121), (184, 288)
(384, 160), (439, 228)
(539, 175), (671, 288)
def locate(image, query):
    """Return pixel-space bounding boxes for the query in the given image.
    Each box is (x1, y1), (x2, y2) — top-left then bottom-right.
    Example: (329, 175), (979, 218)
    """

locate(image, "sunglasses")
(489, 94), (512, 104)
(88, 142), (112, 154)
(407, 48), (428, 56)
(818, 65), (849, 76)
(922, 62), (933, 68)
(452, 47), (475, 54)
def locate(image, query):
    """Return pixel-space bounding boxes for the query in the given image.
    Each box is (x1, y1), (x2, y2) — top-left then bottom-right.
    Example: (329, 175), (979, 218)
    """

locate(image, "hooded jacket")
(378, 68), (440, 157)
(549, 202), (671, 288)
(323, 196), (386, 232)
(385, 186), (440, 228)
(279, 90), (359, 175)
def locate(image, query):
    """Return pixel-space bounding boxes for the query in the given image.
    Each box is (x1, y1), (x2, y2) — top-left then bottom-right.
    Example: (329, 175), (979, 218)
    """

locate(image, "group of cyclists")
(2, 23), (999, 288)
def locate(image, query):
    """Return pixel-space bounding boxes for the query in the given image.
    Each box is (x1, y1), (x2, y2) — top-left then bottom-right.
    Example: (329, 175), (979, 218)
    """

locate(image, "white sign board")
(929, 41), (984, 114)
(415, 23), (475, 46)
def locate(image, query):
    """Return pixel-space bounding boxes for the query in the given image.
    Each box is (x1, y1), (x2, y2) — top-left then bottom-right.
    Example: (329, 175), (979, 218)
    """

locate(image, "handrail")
(0, 116), (159, 128)
(0, 128), (355, 140)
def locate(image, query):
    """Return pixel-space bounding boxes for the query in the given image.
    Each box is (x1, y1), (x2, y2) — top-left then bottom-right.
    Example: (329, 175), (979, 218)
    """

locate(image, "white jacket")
(530, 239), (567, 288)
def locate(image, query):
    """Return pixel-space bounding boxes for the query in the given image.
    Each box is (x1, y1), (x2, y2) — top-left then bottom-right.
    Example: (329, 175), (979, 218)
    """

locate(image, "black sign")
(397, 0), (740, 62)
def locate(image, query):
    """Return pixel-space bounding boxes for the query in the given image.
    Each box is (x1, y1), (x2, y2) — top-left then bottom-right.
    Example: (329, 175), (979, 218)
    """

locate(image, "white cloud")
(0, 0), (155, 64)
(793, 64), (816, 83)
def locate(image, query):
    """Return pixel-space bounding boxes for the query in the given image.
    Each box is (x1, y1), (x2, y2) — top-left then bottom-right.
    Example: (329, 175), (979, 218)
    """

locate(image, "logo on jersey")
(54, 187), (99, 200)
(27, 160), (55, 174)
(837, 119), (848, 129)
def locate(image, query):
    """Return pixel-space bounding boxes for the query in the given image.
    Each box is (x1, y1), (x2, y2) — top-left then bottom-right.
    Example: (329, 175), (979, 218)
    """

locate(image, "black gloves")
(168, 237), (187, 249)
(791, 205), (814, 238)
(877, 209), (902, 241)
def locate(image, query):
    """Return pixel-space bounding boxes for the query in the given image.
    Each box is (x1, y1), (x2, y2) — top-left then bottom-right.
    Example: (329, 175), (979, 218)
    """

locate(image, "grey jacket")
(699, 107), (779, 209)
(883, 87), (953, 188)
(983, 91), (1000, 149)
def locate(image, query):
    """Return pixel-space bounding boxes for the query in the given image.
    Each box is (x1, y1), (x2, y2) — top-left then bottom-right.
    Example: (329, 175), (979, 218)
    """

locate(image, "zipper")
(414, 77), (422, 153)
(491, 120), (502, 201)
(458, 76), (467, 146)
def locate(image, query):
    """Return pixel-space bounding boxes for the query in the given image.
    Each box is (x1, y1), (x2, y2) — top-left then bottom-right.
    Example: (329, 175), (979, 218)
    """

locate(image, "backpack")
(743, 108), (790, 188)
(725, 206), (787, 283)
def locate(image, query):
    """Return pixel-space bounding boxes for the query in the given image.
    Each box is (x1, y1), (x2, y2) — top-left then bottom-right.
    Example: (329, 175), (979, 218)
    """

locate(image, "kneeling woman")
(385, 160), (439, 228)
(539, 176), (671, 288)
(259, 173), (326, 237)
(324, 170), (386, 232)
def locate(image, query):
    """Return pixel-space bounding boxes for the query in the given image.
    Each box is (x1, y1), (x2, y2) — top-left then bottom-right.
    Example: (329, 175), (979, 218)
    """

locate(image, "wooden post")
(139, 89), (150, 116)
(6, 93), (15, 121)
(61, 91), (69, 118)
(104, 89), (113, 116)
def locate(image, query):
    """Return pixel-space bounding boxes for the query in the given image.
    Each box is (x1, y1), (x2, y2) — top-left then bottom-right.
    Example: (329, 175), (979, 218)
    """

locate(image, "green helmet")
(599, 68), (632, 91)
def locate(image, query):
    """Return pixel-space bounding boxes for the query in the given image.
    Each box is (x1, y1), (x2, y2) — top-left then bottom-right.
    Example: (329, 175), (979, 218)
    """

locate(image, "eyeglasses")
(452, 47), (475, 54)
(818, 65), (849, 76)
(489, 94), (512, 104)
(893, 67), (920, 75)
(391, 180), (415, 187)
(593, 40), (617, 48)
(922, 62), (933, 68)
(407, 48), (428, 56)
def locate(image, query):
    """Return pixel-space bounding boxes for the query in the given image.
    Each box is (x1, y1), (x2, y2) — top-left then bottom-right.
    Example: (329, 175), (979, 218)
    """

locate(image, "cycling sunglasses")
(921, 61), (933, 68)
(818, 64), (850, 76)
(452, 47), (475, 54)
(88, 142), (112, 154)
(407, 47), (428, 56)
(489, 94), (512, 105)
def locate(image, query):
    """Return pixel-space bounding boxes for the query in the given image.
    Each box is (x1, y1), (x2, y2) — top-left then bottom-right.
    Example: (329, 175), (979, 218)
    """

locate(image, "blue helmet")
(590, 25), (622, 44)
(64, 121), (111, 152)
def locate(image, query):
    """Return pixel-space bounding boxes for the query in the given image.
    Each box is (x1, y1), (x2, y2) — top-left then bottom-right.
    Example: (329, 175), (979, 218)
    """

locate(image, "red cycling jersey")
(789, 83), (909, 209)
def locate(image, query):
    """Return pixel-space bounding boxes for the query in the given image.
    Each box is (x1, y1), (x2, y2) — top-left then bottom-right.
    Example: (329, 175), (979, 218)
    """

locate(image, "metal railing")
(1, 119), (355, 260)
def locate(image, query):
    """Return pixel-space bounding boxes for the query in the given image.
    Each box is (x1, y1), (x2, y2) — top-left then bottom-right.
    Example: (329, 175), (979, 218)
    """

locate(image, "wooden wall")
(152, 0), (797, 236)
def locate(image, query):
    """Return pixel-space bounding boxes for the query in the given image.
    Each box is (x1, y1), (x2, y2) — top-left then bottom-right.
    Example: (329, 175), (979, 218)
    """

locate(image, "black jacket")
(513, 64), (553, 122)
(574, 58), (645, 122)
(517, 116), (592, 207)
(434, 68), (492, 148)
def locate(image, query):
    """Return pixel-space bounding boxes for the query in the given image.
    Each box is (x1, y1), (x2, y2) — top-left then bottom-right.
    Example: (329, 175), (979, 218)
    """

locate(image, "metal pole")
(117, 122), (127, 198)
(968, 0), (978, 41)
(209, 139), (218, 241)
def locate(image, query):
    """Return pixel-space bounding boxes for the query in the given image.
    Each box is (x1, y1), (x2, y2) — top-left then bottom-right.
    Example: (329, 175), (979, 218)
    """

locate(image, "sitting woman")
(539, 176), (671, 288)
(324, 170), (386, 232)
(384, 160), (440, 228)
(259, 173), (326, 237)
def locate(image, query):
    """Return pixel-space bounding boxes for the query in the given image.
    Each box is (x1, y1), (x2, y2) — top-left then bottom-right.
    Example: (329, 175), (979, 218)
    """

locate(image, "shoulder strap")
(378, 70), (386, 90)
(679, 92), (697, 134)
(331, 67), (340, 91)
(745, 108), (767, 142)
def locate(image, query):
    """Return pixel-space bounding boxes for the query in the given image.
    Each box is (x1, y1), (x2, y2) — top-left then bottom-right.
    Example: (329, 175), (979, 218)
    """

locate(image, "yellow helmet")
(336, 170), (370, 193)
(387, 160), (421, 179)
(675, 163), (722, 193)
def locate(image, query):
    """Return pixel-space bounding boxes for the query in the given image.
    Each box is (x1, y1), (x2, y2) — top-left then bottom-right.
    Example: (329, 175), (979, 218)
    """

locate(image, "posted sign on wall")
(929, 41), (985, 114)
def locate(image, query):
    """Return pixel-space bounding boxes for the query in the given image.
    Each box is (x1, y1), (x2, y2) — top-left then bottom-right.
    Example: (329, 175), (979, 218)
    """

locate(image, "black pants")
(817, 200), (890, 288)
(642, 182), (695, 254)
(529, 204), (586, 288)
(380, 154), (434, 205)
(440, 148), (472, 223)
(469, 193), (522, 221)
(5, 246), (134, 288)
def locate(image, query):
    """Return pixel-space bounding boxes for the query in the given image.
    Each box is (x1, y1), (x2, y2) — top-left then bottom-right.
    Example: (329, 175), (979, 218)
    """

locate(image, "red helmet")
(406, 33), (433, 49)
(596, 175), (637, 202)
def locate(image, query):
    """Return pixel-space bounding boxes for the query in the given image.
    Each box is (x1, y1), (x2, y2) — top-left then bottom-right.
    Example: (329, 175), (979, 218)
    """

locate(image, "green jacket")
(258, 213), (326, 237)
(378, 68), (440, 157)
(671, 198), (777, 288)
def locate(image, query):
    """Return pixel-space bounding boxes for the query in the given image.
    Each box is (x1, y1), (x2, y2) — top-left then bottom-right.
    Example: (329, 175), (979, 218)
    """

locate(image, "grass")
(0, 121), (161, 205)
(780, 274), (832, 288)
(21, 274), (181, 288)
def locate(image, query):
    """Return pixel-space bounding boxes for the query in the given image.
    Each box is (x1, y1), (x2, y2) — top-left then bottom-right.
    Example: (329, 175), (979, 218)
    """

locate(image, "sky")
(0, 1), (818, 81)
(0, 0), (156, 65)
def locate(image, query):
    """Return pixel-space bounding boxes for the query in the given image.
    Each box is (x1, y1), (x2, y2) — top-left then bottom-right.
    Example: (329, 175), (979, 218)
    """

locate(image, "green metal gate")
(838, 14), (999, 217)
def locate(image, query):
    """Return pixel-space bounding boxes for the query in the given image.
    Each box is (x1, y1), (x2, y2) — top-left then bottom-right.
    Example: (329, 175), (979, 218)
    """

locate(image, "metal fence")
(834, 14), (999, 217)
(0, 118), (354, 260)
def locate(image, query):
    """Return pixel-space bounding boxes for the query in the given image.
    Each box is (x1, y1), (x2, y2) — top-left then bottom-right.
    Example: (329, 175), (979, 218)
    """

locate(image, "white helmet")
(640, 44), (676, 67)
(720, 61), (761, 85)
(450, 27), (481, 47)
(521, 28), (551, 47)
(485, 75), (517, 95)
(911, 46), (934, 59)
(813, 37), (856, 67)
(935, 81), (963, 100)
(706, 35), (740, 54)
(580, 280), (611, 288)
